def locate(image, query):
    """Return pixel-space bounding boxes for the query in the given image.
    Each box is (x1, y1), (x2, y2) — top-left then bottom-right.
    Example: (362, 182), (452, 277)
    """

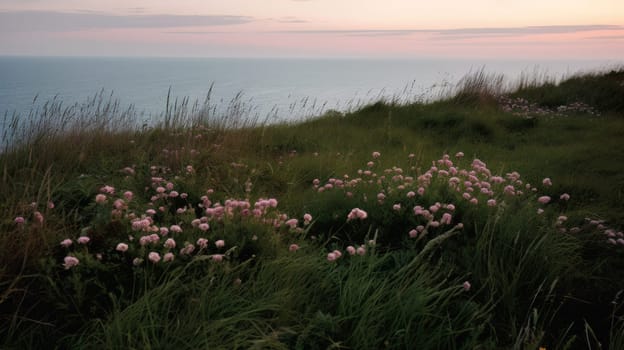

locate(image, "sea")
(0, 56), (620, 130)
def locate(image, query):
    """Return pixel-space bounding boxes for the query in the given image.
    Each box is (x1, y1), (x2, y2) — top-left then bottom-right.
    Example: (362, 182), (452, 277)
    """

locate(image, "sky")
(0, 0), (623, 59)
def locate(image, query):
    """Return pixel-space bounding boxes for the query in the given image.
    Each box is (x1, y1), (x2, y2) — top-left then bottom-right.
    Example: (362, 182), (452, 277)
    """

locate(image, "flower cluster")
(498, 96), (600, 118)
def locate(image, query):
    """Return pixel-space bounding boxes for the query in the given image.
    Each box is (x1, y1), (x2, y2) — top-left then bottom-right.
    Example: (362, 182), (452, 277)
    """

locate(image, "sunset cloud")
(0, 11), (253, 32)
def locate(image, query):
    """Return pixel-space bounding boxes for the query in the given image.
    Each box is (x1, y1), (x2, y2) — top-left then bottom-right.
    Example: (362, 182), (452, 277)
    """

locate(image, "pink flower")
(406, 191), (416, 198)
(285, 218), (298, 229)
(356, 246), (366, 256)
(462, 281), (471, 291)
(116, 243), (129, 252)
(372, 151), (381, 159)
(347, 208), (368, 221)
(197, 238), (208, 249)
(60, 239), (73, 248)
(163, 238), (176, 249)
(163, 252), (175, 262)
(346, 246), (356, 255)
(542, 178), (552, 186)
(148, 252), (161, 263)
(560, 193), (570, 201)
(14, 216), (25, 224)
(303, 213), (312, 225)
(181, 244), (195, 255)
(537, 208), (544, 215)
(440, 213), (452, 225)
(198, 223), (210, 231)
(409, 229), (418, 238)
(538, 196), (551, 204)
(95, 194), (107, 204)
(289, 244), (300, 252)
(367, 161), (374, 168)
(170, 225), (182, 233)
(100, 185), (115, 194)
(393, 204), (401, 211)
(77, 236), (90, 244)
(63, 256), (79, 269)
(123, 191), (134, 201)
(211, 254), (224, 262)
(487, 199), (497, 207)
(455, 152), (464, 158)
(169, 191), (179, 198)
(327, 252), (338, 262)
(215, 239), (225, 248)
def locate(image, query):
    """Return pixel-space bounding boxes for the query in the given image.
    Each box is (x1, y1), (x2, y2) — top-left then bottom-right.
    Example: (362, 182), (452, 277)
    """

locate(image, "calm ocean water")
(0, 56), (619, 127)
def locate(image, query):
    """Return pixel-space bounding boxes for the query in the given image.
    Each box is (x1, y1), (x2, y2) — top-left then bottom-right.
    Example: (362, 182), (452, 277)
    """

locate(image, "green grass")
(1, 68), (624, 349)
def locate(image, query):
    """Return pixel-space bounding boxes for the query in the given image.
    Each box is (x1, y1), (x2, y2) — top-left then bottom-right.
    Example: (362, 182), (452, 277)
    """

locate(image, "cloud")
(586, 35), (624, 40)
(0, 11), (254, 32)
(276, 25), (624, 38)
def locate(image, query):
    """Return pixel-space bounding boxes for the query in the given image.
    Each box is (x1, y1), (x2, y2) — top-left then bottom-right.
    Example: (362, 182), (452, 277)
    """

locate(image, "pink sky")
(0, 0), (622, 58)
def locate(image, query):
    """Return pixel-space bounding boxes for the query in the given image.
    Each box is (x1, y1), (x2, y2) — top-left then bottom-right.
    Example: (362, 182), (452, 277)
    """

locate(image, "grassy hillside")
(1, 68), (623, 349)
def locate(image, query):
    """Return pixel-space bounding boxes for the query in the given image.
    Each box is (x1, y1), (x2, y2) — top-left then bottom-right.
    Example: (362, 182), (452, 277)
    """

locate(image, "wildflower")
(409, 229), (418, 238)
(347, 208), (368, 221)
(170, 225), (182, 233)
(462, 281), (471, 291)
(303, 213), (312, 225)
(14, 216), (25, 224)
(560, 193), (570, 201)
(148, 252), (161, 263)
(356, 246), (366, 256)
(367, 161), (374, 168)
(215, 240), (225, 248)
(116, 243), (129, 252)
(63, 256), (79, 269)
(169, 191), (179, 198)
(100, 185), (115, 194)
(133, 258), (143, 266)
(538, 196), (551, 204)
(393, 204), (401, 211)
(327, 252), (338, 262)
(346, 246), (356, 255)
(211, 254), (224, 262)
(440, 213), (453, 225)
(197, 238), (208, 249)
(95, 194), (107, 204)
(123, 191), (134, 201)
(163, 252), (175, 262)
(60, 239), (73, 248)
(542, 178), (552, 186)
(180, 244), (195, 255)
(198, 223), (210, 231)
(487, 199), (497, 207)
(289, 244), (300, 252)
(455, 152), (464, 158)
(33, 211), (44, 224)
(77, 236), (90, 244)
(285, 218), (298, 229)
(407, 191), (416, 198)
(372, 151), (381, 159)
(47, 201), (55, 209)
(537, 208), (544, 215)
(164, 238), (176, 249)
